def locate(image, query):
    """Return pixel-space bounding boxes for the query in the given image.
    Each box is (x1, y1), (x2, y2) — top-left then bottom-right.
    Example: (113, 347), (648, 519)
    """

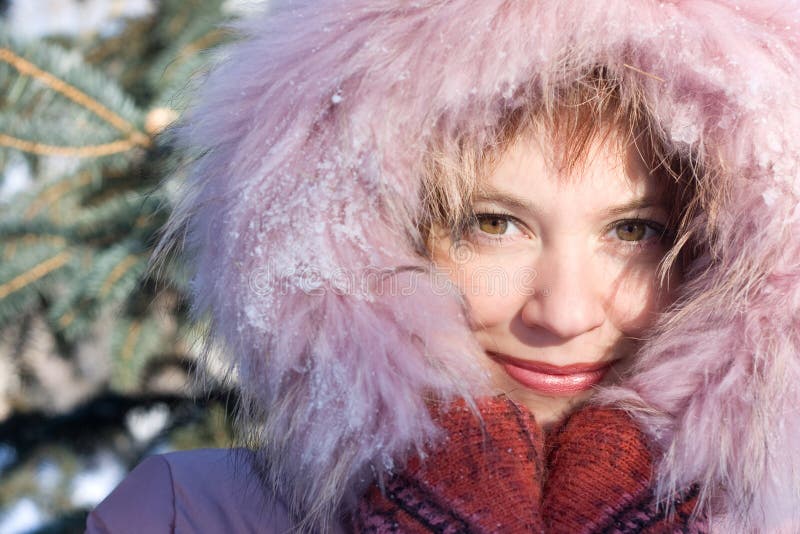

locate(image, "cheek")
(464, 292), (508, 330)
(438, 254), (530, 331)
(606, 265), (677, 336)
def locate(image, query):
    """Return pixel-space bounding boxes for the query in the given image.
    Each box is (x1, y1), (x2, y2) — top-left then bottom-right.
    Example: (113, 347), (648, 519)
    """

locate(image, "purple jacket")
(86, 449), (345, 533)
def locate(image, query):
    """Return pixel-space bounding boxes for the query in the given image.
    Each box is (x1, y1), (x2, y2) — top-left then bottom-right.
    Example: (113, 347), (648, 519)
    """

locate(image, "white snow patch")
(669, 105), (701, 145)
(0, 498), (46, 534)
(222, 0), (268, 16)
(126, 403), (170, 443)
(9, 0), (154, 39)
(36, 459), (62, 493)
(762, 187), (780, 207)
(69, 452), (126, 508)
(0, 154), (33, 203)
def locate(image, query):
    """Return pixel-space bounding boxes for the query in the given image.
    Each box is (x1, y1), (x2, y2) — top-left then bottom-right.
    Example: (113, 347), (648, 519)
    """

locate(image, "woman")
(88, 1), (800, 532)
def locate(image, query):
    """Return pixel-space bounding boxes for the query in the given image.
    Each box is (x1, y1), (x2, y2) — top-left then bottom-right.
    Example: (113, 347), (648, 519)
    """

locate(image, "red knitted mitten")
(543, 406), (705, 533)
(352, 396), (545, 533)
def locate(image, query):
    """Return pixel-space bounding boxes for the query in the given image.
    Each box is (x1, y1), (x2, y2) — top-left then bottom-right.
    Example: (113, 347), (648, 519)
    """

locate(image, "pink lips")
(488, 352), (612, 396)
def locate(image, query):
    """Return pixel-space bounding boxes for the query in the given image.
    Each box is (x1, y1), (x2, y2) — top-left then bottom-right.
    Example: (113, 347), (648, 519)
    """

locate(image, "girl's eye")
(608, 219), (666, 245)
(615, 221), (648, 241)
(467, 213), (527, 243)
(477, 215), (510, 235)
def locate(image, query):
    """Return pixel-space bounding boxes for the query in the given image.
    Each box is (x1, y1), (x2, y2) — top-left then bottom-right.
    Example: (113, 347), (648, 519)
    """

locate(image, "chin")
(495, 380), (595, 429)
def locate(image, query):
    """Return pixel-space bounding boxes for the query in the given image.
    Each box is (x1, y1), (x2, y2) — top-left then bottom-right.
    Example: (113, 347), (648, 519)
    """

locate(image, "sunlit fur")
(152, 1), (800, 531)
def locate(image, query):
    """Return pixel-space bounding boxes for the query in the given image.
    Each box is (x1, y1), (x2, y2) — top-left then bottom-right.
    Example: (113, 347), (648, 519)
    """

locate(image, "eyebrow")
(474, 187), (665, 217)
(601, 197), (665, 216)
(473, 189), (539, 216)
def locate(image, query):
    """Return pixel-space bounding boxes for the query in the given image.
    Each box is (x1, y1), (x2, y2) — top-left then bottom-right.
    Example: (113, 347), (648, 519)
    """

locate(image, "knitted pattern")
(543, 407), (706, 533)
(354, 400), (704, 533)
(353, 397), (544, 533)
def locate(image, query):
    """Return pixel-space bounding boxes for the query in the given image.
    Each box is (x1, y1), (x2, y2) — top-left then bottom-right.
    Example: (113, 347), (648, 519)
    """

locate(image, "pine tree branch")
(98, 254), (140, 298)
(2, 235), (68, 260)
(186, 27), (227, 54)
(23, 171), (95, 220)
(0, 250), (70, 299)
(0, 48), (150, 147)
(56, 306), (77, 329)
(120, 319), (142, 362)
(172, 27), (227, 69)
(0, 133), (142, 158)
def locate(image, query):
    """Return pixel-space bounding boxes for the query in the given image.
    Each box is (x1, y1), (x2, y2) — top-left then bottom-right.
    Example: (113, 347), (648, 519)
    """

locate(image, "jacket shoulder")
(86, 448), (293, 534)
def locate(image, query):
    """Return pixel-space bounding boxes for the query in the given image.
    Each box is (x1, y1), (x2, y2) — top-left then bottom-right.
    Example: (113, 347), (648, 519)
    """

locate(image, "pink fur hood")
(158, 1), (800, 531)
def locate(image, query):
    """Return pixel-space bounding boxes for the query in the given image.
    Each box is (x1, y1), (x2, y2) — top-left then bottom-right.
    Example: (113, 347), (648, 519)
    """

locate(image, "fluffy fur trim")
(157, 1), (800, 531)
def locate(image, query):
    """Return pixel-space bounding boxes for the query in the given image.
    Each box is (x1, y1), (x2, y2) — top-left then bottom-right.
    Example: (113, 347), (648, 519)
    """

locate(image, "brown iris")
(477, 216), (508, 235)
(616, 221), (647, 241)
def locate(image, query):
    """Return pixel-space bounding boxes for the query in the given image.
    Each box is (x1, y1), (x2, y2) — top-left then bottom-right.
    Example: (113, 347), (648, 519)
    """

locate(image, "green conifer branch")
(0, 249), (71, 300)
(21, 169), (98, 220)
(111, 316), (166, 391)
(0, 31), (151, 159)
(0, 245), (73, 324)
(0, 43), (148, 143)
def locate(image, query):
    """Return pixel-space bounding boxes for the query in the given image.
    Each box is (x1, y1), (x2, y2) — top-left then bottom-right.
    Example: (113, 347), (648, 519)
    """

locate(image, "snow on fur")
(155, 1), (800, 531)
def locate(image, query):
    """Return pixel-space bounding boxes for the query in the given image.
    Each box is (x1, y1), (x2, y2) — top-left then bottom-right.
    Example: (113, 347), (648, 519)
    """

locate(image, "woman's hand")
(543, 406), (704, 533)
(352, 396), (545, 533)
(352, 399), (703, 533)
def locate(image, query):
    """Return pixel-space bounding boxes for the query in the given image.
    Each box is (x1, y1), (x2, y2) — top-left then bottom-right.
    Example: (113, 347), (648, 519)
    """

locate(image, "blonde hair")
(419, 67), (702, 285)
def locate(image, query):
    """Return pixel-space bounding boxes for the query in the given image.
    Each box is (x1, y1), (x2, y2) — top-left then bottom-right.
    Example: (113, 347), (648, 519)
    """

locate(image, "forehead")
(476, 133), (665, 213)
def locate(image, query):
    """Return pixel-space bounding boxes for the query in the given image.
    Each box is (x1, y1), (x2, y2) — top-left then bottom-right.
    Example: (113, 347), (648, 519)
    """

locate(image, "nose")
(520, 245), (605, 339)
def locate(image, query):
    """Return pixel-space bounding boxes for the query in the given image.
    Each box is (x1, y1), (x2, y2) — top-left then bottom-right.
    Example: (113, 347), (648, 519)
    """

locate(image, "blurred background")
(0, 1), (262, 531)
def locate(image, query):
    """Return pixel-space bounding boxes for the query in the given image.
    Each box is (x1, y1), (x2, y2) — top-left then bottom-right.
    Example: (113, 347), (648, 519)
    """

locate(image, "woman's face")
(432, 133), (679, 428)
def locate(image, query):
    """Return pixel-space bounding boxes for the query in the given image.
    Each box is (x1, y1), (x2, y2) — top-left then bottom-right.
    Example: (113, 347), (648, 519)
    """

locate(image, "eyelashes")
(458, 211), (528, 246)
(448, 211), (524, 246)
(602, 218), (671, 252)
(472, 212), (527, 243)
(462, 211), (670, 252)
